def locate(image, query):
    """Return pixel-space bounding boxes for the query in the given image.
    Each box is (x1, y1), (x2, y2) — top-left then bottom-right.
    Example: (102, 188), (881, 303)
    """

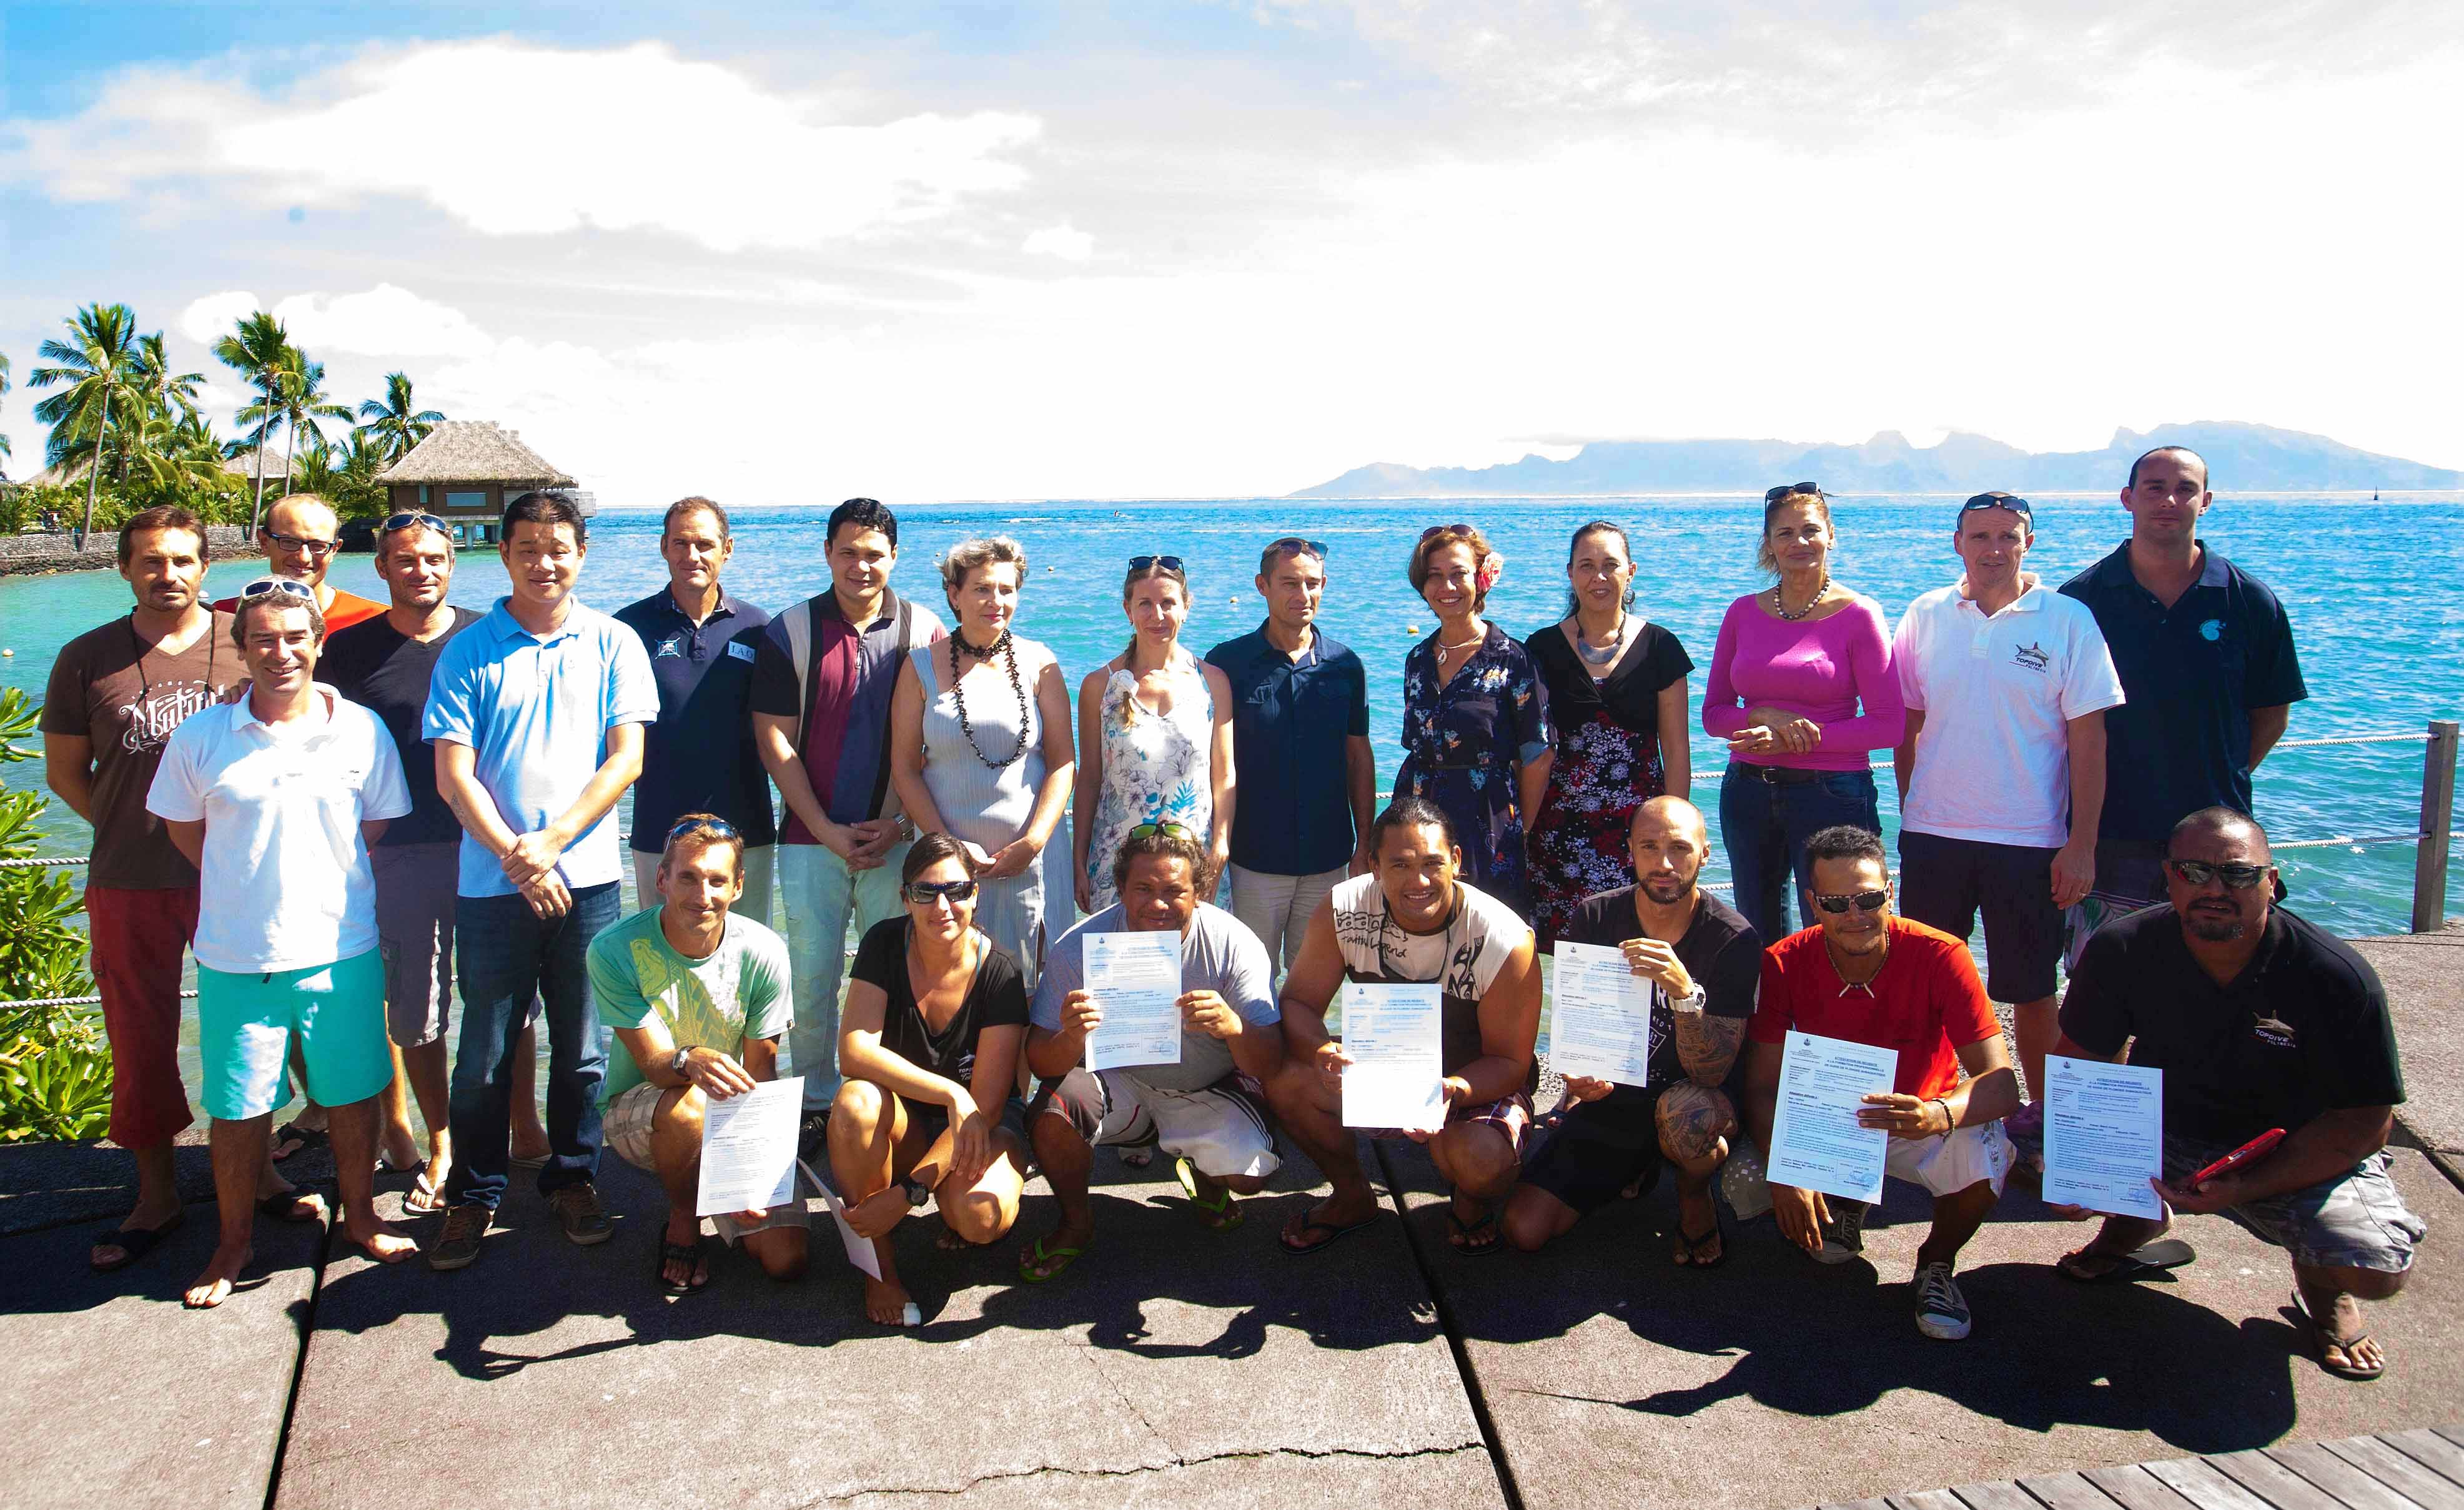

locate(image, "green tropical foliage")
(296, 432), (388, 517)
(213, 310), (293, 528)
(0, 689), (112, 1143)
(1, 349), (13, 465)
(27, 302), (144, 548)
(355, 371), (445, 463)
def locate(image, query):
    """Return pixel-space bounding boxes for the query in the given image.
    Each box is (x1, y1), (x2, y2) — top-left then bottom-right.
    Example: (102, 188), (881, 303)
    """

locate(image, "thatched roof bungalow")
(375, 420), (586, 546)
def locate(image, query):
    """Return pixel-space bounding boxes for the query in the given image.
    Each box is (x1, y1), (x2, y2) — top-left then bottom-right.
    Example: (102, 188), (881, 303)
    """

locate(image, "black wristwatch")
(901, 1177), (932, 1208)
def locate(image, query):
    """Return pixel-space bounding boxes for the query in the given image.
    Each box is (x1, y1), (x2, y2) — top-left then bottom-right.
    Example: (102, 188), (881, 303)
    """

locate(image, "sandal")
(270, 1122), (329, 1162)
(257, 1188), (327, 1223)
(1018, 1235), (1089, 1283)
(1673, 1207), (1728, 1269)
(658, 1236), (710, 1296)
(1174, 1156), (1244, 1232)
(1280, 1208), (1378, 1257)
(90, 1213), (186, 1273)
(2057, 1237), (2196, 1284)
(2290, 1287), (2386, 1381)
(1447, 1200), (1505, 1258)
(402, 1170), (448, 1216)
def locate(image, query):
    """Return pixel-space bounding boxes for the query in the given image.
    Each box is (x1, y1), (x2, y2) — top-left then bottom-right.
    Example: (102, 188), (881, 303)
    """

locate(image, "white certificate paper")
(1340, 982), (1446, 1131)
(696, 1075), (803, 1216)
(2042, 1056), (2165, 1220)
(1084, 929), (1185, 1071)
(1766, 1032), (1896, 1204)
(1548, 941), (1655, 1087)
(798, 1158), (884, 1280)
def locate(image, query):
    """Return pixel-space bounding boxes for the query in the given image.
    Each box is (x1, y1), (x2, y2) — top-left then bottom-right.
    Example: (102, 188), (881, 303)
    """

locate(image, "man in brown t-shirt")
(42, 506), (249, 1273)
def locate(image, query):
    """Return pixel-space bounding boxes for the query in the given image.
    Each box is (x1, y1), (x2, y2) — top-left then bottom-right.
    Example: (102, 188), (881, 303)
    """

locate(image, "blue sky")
(4, 2), (2460, 502)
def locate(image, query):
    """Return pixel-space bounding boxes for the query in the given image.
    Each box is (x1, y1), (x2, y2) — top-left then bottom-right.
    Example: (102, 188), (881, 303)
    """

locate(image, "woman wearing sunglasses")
(1397, 524), (1550, 919)
(889, 536), (1077, 982)
(1702, 483), (1904, 941)
(827, 833), (1032, 1326)
(1072, 555), (1236, 914)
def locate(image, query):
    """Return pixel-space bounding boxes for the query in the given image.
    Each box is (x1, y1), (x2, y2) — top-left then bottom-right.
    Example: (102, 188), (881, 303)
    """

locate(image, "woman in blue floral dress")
(1396, 525), (1550, 918)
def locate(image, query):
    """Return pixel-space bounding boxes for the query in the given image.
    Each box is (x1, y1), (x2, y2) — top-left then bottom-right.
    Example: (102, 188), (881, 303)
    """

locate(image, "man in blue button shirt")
(422, 492), (659, 1271)
(615, 497), (775, 922)
(2059, 447), (2305, 951)
(1204, 537), (1375, 974)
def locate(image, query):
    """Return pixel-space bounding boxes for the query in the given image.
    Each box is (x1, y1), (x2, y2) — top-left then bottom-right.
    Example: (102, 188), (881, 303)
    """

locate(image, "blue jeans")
(442, 881), (619, 1211)
(1719, 765), (1882, 942)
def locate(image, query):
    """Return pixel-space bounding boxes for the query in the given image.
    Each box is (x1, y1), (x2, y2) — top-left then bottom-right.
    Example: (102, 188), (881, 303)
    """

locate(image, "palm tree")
(27, 303), (144, 550)
(130, 334), (204, 425)
(1, 351), (13, 469)
(212, 310), (291, 530)
(355, 372), (444, 463)
(271, 353), (352, 501)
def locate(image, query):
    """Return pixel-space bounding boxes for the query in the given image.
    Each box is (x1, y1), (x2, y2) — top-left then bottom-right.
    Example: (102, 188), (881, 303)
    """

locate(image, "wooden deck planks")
(2205, 1448), (2361, 1510)
(2322, 1438), (2464, 1510)
(2084, 1464), (2200, 1510)
(1948, 1481), (2046, 1510)
(2017, 1473), (2130, 1510)
(2142, 1458), (2285, 1510)
(2383, 1431), (2464, 1491)
(2265, 1443), (2424, 1510)
(1812, 1429), (2464, 1510)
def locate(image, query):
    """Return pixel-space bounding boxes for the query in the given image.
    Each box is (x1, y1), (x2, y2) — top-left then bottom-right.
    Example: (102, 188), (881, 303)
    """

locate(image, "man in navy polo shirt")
(1204, 536), (1376, 974)
(2059, 446), (2305, 948)
(615, 497), (775, 921)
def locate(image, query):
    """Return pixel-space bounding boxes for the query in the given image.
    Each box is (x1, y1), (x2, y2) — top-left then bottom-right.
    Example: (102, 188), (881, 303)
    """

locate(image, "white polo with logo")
(1893, 581), (2124, 847)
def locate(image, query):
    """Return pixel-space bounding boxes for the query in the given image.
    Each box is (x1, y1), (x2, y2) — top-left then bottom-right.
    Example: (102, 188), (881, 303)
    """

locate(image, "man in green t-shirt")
(588, 814), (805, 1293)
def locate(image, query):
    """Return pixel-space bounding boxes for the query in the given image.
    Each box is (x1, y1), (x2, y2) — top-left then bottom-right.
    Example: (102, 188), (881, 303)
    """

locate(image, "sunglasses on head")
(1418, 524), (1475, 541)
(1266, 536), (1328, 560)
(239, 576), (317, 602)
(668, 816), (739, 844)
(1813, 889), (1890, 914)
(904, 878), (979, 905)
(1958, 491), (2032, 520)
(262, 530), (338, 557)
(2167, 859), (2270, 890)
(382, 511), (452, 536)
(1126, 821), (1199, 843)
(1764, 482), (1826, 505)
(1128, 555), (1186, 573)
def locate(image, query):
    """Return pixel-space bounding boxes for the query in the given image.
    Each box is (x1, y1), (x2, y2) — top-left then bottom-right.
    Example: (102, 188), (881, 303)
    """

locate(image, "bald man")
(1502, 797), (1763, 1265)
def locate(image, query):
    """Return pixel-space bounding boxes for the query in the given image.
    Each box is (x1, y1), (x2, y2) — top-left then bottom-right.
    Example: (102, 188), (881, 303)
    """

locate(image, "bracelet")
(1930, 1097), (1955, 1140)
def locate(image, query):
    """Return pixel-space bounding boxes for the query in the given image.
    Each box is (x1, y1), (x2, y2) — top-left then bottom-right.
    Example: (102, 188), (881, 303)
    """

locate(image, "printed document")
(2042, 1056), (2164, 1220)
(1766, 1032), (1896, 1204)
(1084, 929), (1184, 1070)
(1340, 982), (1446, 1130)
(696, 1075), (802, 1216)
(1548, 941), (1655, 1087)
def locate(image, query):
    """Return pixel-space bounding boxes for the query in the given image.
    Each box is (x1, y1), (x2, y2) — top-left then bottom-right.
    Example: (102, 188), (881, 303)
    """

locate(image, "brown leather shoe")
(427, 1204), (492, 1271)
(548, 1183), (615, 1246)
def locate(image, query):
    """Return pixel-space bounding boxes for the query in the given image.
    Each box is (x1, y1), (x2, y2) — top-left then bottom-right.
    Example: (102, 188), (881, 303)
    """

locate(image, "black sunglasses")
(668, 816), (740, 842)
(239, 576), (317, 602)
(382, 511), (453, 536)
(1813, 889), (1890, 914)
(2167, 859), (2270, 890)
(1764, 482), (1826, 505)
(1128, 555), (1186, 573)
(1959, 491), (2033, 520)
(904, 878), (979, 905)
(1266, 536), (1328, 560)
(1418, 523), (1475, 541)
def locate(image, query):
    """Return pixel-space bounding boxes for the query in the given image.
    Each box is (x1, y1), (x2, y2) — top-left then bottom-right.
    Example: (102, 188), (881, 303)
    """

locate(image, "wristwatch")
(668, 1046), (695, 1082)
(901, 1176), (932, 1208)
(1673, 982), (1707, 1012)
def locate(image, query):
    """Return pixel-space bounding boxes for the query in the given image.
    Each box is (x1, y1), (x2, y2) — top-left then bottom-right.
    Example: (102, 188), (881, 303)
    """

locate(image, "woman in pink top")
(1701, 483), (1905, 940)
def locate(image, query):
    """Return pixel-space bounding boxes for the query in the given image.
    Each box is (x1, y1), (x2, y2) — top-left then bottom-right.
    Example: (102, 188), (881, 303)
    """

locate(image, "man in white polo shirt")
(1892, 492), (2124, 1129)
(147, 580), (419, 1308)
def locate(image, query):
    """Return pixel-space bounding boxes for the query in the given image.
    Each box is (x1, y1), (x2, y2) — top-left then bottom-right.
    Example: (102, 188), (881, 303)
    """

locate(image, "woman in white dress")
(889, 536), (1077, 983)
(1071, 554), (1236, 913)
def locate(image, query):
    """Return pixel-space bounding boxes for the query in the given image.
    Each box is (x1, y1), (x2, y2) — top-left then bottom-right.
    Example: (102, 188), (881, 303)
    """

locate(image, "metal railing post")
(2415, 719), (2460, 934)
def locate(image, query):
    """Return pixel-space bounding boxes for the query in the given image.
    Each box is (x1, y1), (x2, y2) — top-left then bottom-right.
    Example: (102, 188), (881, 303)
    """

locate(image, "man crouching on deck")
(1267, 798), (1541, 1257)
(588, 814), (808, 1293)
(1740, 825), (2019, 1340)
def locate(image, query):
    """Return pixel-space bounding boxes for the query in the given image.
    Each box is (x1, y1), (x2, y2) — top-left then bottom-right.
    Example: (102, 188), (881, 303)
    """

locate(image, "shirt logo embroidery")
(726, 641), (757, 663)
(655, 634), (686, 659)
(2199, 619), (2224, 642)
(2252, 1014), (2297, 1049)
(2011, 641), (2051, 674)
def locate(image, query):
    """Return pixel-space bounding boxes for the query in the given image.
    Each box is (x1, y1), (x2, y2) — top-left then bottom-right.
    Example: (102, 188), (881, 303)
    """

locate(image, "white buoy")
(1, 648), (12, 657)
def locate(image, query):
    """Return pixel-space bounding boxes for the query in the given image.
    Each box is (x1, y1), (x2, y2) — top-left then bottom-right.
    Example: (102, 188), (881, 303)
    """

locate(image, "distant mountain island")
(1290, 421), (2464, 498)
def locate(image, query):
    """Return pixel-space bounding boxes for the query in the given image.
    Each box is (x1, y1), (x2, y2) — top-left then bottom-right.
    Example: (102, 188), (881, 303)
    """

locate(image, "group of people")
(39, 445), (2421, 1379)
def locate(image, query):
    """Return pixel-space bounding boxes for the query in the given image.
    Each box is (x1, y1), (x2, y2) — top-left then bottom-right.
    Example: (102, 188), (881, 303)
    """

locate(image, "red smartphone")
(2190, 1128), (2285, 1185)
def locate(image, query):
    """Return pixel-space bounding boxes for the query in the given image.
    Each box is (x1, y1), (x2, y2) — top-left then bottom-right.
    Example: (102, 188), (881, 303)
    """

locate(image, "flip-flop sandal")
(271, 1122), (330, 1162)
(657, 1237), (710, 1296)
(2290, 1288), (2386, 1381)
(1017, 1236), (1089, 1283)
(90, 1214), (187, 1273)
(2057, 1237), (2196, 1284)
(1174, 1157), (1244, 1232)
(257, 1189), (327, 1223)
(1673, 1208), (1728, 1268)
(1280, 1210), (1378, 1257)
(1447, 1204), (1507, 1258)
(402, 1172), (448, 1216)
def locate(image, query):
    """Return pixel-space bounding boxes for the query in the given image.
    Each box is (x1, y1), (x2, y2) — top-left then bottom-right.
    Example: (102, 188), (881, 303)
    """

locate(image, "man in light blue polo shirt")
(422, 492), (659, 1271)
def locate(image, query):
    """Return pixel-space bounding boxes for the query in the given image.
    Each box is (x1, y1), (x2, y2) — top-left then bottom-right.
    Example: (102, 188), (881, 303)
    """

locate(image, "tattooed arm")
(1673, 1009), (1748, 1088)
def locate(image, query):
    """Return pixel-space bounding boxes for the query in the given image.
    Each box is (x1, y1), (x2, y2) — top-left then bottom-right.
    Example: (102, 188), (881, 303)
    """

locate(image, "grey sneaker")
(1813, 1199), (1866, 1265)
(1914, 1260), (1972, 1340)
(427, 1203), (492, 1271)
(548, 1182), (615, 1246)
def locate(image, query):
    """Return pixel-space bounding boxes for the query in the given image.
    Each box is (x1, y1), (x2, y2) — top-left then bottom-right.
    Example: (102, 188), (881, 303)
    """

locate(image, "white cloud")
(270, 285), (495, 360)
(1022, 224), (1095, 262)
(5, 41), (1042, 253)
(177, 290), (260, 345)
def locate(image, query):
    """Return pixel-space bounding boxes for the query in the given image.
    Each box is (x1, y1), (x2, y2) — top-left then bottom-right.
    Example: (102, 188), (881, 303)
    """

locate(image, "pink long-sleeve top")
(1701, 592), (1906, 772)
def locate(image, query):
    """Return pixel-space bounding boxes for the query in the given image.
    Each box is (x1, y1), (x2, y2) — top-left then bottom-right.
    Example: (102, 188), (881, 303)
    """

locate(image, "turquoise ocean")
(4, 493), (2458, 938)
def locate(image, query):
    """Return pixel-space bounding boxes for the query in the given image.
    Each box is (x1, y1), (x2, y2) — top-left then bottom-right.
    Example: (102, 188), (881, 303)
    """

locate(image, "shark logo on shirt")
(654, 634), (686, 659)
(2251, 1014), (2298, 1049)
(2011, 641), (2051, 674)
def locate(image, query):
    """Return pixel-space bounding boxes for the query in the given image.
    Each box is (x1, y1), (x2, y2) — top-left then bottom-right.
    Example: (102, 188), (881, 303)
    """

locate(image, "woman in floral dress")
(1072, 555), (1237, 912)
(1523, 520), (1695, 944)
(1396, 525), (1550, 918)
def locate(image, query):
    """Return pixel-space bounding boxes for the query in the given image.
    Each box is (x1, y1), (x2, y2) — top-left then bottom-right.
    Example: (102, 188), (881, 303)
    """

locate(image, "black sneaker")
(1814, 1199), (1867, 1265)
(1914, 1260), (1972, 1340)
(797, 1109), (831, 1162)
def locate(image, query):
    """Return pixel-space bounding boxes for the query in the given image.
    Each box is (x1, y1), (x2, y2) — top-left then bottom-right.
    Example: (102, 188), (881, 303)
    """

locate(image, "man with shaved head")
(2049, 807), (2422, 1380)
(1502, 796), (1763, 1265)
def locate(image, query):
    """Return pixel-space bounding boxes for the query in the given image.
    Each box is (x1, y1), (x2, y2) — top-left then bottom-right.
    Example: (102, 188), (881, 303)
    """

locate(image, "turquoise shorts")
(197, 950), (393, 1122)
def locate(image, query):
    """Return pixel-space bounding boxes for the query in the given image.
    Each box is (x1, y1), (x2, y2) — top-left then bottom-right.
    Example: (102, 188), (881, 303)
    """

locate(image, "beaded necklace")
(949, 627), (1031, 769)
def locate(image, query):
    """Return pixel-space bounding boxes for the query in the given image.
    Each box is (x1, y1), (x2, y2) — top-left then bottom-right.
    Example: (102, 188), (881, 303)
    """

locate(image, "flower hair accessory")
(1475, 552), (1504, 593)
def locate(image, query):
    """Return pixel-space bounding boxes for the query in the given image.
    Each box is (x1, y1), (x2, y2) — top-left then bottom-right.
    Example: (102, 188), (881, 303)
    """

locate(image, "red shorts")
(85, 885), (199, 1148)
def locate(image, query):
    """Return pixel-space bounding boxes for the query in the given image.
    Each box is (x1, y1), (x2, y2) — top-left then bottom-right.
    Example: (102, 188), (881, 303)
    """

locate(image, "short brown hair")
(660, 812), (746, 879)
(1408, 524), (1500, 612)
(662, 495), (729, 538)
(117, 505), (207, 566)
(231, 591), (327, 648)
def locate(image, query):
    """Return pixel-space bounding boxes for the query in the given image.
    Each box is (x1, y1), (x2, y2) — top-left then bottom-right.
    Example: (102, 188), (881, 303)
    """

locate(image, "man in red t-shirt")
(1742, 826), (2020, 1341)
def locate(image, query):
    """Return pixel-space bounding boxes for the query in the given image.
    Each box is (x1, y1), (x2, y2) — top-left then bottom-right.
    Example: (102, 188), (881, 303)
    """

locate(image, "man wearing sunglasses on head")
(1741, 826), (2019, 1341)
(2047, 808), (2419, 1381)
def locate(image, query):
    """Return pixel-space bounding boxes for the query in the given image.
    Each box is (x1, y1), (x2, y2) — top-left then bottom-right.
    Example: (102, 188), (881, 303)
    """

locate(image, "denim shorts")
(2164, 1136), (2424, 1273)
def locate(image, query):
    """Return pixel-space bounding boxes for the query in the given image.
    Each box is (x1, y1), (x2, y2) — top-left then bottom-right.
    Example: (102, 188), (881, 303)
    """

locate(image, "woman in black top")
(1524, 521), (1695, 945)
(827, 832), (1031, 1325)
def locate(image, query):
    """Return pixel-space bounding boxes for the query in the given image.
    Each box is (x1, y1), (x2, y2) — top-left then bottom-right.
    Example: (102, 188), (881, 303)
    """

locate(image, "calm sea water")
(4, 494), (2459, 942)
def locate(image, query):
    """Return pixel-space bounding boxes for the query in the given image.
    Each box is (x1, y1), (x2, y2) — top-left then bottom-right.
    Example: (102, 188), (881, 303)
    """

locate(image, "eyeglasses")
(1266, 536), (1328, 560)
(2167, 859), (2270, 890)
(382, 511), (452, 536)
(904, 878), (979, 905)
(1813, 889), (1890, 914)
(1128, 555), (1187, 573)
(1126, 821), (1198, 842)
(667, 816), (740, 844)
(1418, 524), (1475, 541)
(1959, 491), (2032, 520)
(1764, 482), (1826, 505)
(262, 531), (338, 557)
(238, 577), (317, 603)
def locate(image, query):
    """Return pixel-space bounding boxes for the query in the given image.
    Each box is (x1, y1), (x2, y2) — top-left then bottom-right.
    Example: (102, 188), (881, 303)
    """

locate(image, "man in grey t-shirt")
(1018, 827), (1285, 1280)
